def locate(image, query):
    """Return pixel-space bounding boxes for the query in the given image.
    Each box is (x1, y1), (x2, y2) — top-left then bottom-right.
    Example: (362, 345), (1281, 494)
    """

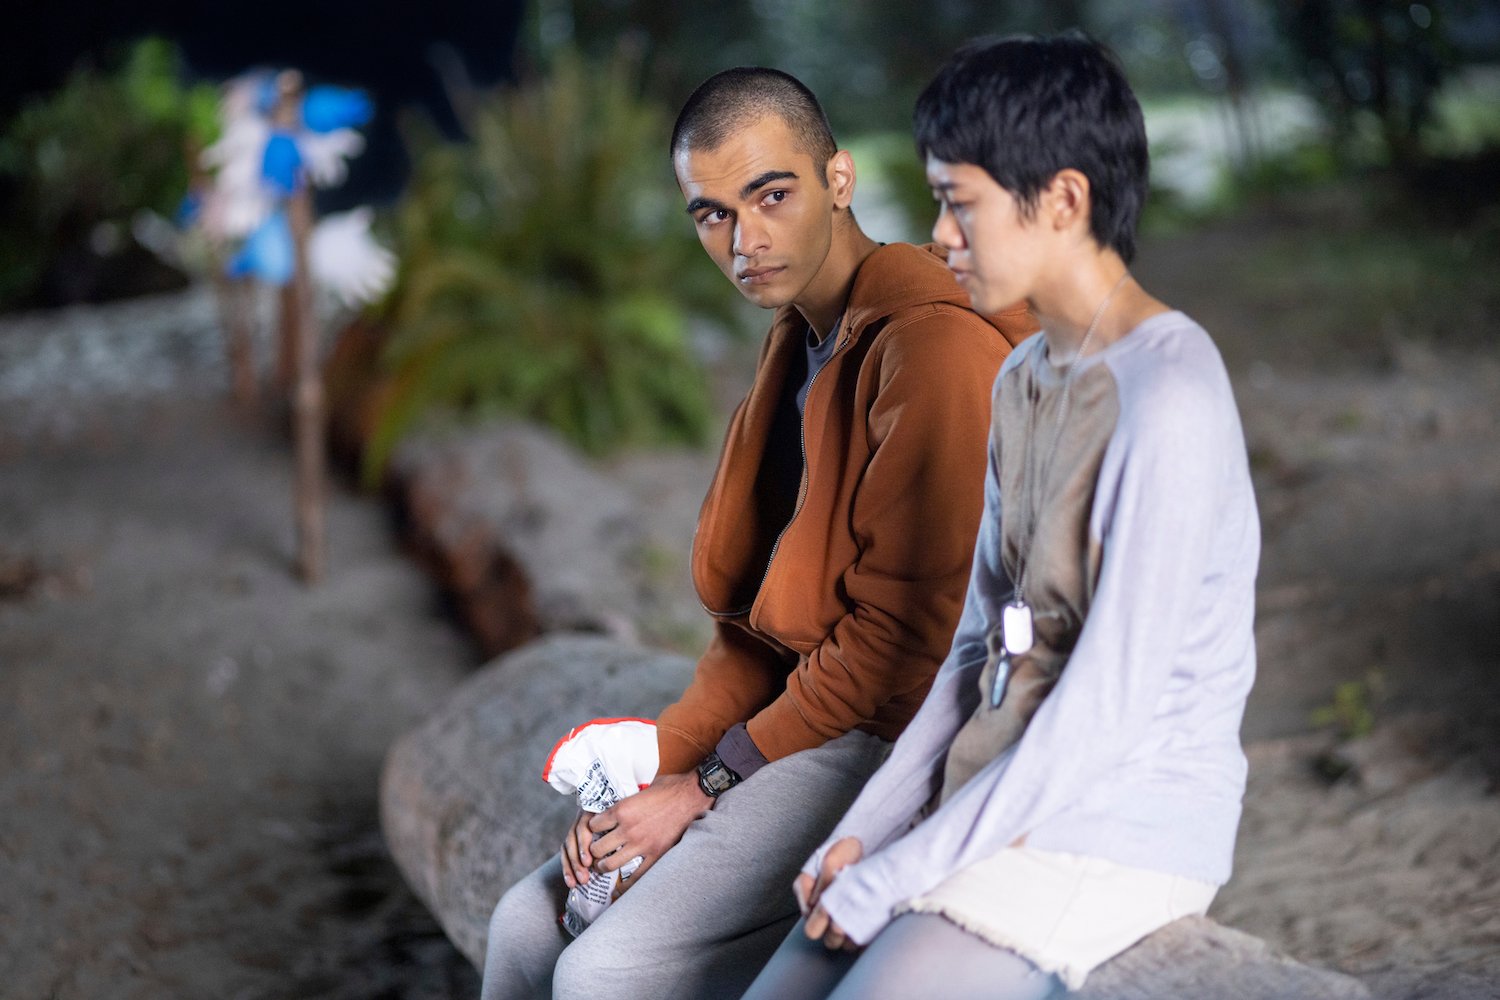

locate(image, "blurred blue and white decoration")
(193, 70), (395, 309)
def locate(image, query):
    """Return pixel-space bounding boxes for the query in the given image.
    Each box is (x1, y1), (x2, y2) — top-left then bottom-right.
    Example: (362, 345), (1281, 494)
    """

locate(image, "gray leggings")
(740, 914), (1063, 1000)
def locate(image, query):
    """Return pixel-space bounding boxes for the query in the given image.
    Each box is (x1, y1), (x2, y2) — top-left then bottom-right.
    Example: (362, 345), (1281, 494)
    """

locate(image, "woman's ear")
(1042, 168), (1092, 235)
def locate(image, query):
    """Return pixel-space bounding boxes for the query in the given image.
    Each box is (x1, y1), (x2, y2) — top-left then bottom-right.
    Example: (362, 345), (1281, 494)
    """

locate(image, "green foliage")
(1236, 140), (1343, 194)
(531, 0), (1109, 137)
(1272, 0), (1460, 168)
(846, 133), (938, 245)
(1142, 137), (1344, 234)
(1242, 197), (1500, 355)
(367, 50), (742, 479)
(1427, 68), (1500, 158)
(0, 38), (218, 308)
(1310, 670), (1385, 741)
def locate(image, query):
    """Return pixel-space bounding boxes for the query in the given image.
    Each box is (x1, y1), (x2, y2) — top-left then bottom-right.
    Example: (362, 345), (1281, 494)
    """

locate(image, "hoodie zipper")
(699, 324), (852, 620)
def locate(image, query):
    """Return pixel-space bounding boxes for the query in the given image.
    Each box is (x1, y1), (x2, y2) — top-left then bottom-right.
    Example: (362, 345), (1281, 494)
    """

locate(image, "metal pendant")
(989, 649), (1012, 709)
(1002, 600), (1035, 655)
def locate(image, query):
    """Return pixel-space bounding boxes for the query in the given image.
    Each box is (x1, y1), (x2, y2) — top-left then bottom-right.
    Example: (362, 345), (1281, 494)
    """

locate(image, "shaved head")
(671, 67), (837, 185)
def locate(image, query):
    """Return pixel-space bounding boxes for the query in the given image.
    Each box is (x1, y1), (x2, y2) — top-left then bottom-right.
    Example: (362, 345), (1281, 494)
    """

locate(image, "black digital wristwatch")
(696, 751), (743, 798)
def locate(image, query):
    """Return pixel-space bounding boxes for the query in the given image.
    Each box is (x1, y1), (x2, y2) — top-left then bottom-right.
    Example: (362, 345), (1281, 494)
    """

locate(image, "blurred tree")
(0, 38), (218, 308)
(1276, 0), (1458, 168)
(365, 48), (743, 476)
(520, 0), (1110, 136)
(1200, 0), (1265, 165)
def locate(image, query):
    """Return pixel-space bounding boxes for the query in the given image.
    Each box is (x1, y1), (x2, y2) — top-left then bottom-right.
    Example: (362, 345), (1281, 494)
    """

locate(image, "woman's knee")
(829, 914), (1060, 1000)
(741, 919), (857, 1000)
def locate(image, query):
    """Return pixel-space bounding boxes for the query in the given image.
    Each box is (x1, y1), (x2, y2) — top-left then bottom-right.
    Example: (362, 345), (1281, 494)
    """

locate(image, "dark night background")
(4, 1), (528, 203)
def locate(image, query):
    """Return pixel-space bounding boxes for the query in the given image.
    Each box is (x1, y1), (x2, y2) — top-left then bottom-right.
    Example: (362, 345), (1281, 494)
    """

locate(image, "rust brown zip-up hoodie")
(655, 242), (1036, 774)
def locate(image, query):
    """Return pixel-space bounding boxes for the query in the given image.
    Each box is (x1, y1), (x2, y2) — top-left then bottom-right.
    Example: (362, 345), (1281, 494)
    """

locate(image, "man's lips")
(737, 265), (785, 285)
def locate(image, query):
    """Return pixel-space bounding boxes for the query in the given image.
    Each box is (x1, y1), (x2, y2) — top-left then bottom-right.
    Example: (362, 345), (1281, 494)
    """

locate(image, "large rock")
(383, 636), (1369, 998)
(1079, 916), (1369, 999)
(380, 633), (695, 966)
(322, 316), (396, 466)
(388, 422), (650, 655)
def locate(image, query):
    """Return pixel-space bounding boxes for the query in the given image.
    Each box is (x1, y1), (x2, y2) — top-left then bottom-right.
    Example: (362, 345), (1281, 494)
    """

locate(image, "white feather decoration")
(308, 208), (396, 307)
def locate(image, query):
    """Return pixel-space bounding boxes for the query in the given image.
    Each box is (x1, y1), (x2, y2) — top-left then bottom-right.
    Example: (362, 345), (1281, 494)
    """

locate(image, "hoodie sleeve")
(655, 619), (791, 775)
(744, 307), (1007, 763)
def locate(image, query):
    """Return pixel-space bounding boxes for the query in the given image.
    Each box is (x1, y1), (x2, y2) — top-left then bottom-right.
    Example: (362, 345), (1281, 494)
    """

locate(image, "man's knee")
(551, 923), (628, 1000)
(486, 884), (525, 958)
(481, 864), (570, 1000)
(489, 873), (546, 946)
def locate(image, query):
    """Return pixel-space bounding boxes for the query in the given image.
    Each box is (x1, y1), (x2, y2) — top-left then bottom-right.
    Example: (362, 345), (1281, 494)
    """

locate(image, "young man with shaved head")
(479, 67), (1034, 1000)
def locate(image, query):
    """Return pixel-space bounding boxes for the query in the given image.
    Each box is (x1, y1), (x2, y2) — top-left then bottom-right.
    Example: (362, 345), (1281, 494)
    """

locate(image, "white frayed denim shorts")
(896, 846), (1217, 990)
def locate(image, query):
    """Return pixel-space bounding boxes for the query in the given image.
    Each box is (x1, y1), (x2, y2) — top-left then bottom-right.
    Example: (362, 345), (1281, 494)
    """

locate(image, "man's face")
(926, 155), (1045, 315)
(674, 116), (841, 310)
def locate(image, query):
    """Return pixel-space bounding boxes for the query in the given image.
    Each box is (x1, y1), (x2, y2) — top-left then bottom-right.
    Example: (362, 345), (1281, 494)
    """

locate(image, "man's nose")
(734, 214), (771, 257)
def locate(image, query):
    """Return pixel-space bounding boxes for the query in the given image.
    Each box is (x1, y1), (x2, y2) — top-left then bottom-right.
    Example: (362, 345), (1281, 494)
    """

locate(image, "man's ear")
(828, 150), (857, 210)
(1042, 168), (1091, 235)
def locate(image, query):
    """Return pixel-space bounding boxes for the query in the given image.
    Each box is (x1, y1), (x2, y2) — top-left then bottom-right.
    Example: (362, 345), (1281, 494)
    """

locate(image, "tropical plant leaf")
(365, 47), (742, 480)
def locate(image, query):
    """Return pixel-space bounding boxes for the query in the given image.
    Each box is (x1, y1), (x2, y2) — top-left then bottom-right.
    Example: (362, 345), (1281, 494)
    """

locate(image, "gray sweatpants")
(479, 730), (890, 1000)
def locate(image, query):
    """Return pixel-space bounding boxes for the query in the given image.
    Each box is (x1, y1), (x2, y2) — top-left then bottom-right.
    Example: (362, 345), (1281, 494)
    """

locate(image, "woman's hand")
(795, 836), (864, 951)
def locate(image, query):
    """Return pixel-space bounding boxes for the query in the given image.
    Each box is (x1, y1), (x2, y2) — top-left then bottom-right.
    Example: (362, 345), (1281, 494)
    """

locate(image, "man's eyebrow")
(684, 170), (799, 215)
(740, 170), (797, 199)
(685, 196), (728, 216)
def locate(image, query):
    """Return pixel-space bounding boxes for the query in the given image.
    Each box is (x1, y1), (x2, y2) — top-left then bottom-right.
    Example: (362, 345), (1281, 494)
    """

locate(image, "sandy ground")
(1143, 215), (1500, 998)
(0, 391), (482, 997)
(3, 205), (1499, 998)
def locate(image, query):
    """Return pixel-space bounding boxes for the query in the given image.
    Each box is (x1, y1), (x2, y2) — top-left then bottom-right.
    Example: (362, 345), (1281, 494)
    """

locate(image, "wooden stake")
(288, 185), (326, 585)
(276, 282), (298, 396)
(214, 272), (258, 408)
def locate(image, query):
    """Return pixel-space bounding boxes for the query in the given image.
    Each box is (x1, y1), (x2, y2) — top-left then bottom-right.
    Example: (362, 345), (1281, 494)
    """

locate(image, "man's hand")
(795, 836), (864, 951)
(560, 809), (596, 889)
(584, 771), (713, 892)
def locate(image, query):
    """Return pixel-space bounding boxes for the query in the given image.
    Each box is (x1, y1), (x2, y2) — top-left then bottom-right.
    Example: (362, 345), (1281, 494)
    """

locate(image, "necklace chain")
(1013, 271), (1131, 606)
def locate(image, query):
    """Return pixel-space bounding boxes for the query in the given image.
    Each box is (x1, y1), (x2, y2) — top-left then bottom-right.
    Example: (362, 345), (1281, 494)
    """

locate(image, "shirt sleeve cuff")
(715, 723), (770, 781)
(818, 861), (900, 946)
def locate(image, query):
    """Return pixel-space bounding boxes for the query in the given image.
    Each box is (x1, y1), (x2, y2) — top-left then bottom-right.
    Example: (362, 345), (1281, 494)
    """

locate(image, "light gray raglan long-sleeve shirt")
(802, 311), (1260, 946)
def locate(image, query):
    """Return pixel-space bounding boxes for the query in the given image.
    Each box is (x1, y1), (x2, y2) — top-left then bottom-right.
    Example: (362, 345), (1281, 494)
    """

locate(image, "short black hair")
(914, 34), (1149, 263)
(671, 67), (837, 185)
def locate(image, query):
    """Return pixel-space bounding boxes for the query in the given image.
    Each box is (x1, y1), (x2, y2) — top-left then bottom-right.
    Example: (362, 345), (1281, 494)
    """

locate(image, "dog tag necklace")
(992, 272), (1129, 708)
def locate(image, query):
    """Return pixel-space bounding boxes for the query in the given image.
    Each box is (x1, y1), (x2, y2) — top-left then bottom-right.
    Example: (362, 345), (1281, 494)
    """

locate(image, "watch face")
(699, 757), (736, 796)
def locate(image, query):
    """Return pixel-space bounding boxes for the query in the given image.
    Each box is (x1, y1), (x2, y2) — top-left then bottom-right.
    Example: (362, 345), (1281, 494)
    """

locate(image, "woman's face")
(926, 156), (1048, 316)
